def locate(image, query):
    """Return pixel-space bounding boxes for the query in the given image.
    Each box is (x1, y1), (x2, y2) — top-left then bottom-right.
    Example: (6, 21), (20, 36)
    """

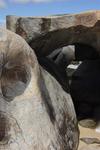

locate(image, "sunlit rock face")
(0, 29), (79, 150)
(7, 10), (100, 56)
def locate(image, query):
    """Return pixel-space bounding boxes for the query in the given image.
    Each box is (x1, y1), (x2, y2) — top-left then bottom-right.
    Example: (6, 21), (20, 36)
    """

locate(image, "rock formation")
(0, 29), (79, 150)
(6, 10), (100, 57)
(7, 11), (100, 96)
(5, 10), (100, 149)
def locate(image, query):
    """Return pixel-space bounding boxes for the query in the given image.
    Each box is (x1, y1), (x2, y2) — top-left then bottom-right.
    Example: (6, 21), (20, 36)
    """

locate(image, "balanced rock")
(0, 29), (79, 150)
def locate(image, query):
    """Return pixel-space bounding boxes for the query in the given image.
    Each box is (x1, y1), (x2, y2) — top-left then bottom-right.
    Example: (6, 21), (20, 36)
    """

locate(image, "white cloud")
(0, 0), (6, 8)
(11, 0), (31, 3)
(10, 0), (55, 3)
(32, 0), (52, 2)
(0, 0), (67, 7)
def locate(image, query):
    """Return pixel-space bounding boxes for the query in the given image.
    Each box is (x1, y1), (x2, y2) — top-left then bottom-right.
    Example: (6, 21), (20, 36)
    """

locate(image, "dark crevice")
(39, 68), (56, 124)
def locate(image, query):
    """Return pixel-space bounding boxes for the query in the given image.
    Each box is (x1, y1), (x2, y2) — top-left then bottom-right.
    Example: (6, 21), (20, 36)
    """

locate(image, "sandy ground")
(78, 125), (100, 150)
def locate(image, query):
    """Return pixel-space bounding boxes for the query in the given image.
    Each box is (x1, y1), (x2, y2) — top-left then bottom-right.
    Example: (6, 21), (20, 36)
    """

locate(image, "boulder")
(48, 45), (75, 68)
(6, 10), (100, 56)
(0, 29), (79, 150)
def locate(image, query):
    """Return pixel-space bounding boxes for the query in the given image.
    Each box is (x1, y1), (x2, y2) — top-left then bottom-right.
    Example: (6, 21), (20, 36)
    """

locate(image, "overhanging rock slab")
(6, 10), (100, 56)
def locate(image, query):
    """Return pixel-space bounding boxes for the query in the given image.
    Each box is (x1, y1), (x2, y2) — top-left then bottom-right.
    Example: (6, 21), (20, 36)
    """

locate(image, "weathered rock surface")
(0, 29), (79, 150)
(6, 10), (100, 56)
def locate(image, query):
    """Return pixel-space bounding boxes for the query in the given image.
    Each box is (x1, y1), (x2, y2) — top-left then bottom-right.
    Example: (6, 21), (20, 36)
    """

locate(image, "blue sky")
(0, 0), (100, 24)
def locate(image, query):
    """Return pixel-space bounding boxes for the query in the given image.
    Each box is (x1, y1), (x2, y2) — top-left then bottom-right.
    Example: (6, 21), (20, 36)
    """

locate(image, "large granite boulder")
(0, 29), (79, 150)
(6, 10), (100, 57)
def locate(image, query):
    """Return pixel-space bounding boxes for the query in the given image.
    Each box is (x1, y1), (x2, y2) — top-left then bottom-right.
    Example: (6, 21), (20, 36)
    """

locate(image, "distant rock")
(80, 137), (100, 144)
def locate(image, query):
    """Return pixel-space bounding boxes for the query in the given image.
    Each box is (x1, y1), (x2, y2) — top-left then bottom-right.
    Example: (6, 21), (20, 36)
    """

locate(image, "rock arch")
(6, 10), (100, 57)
